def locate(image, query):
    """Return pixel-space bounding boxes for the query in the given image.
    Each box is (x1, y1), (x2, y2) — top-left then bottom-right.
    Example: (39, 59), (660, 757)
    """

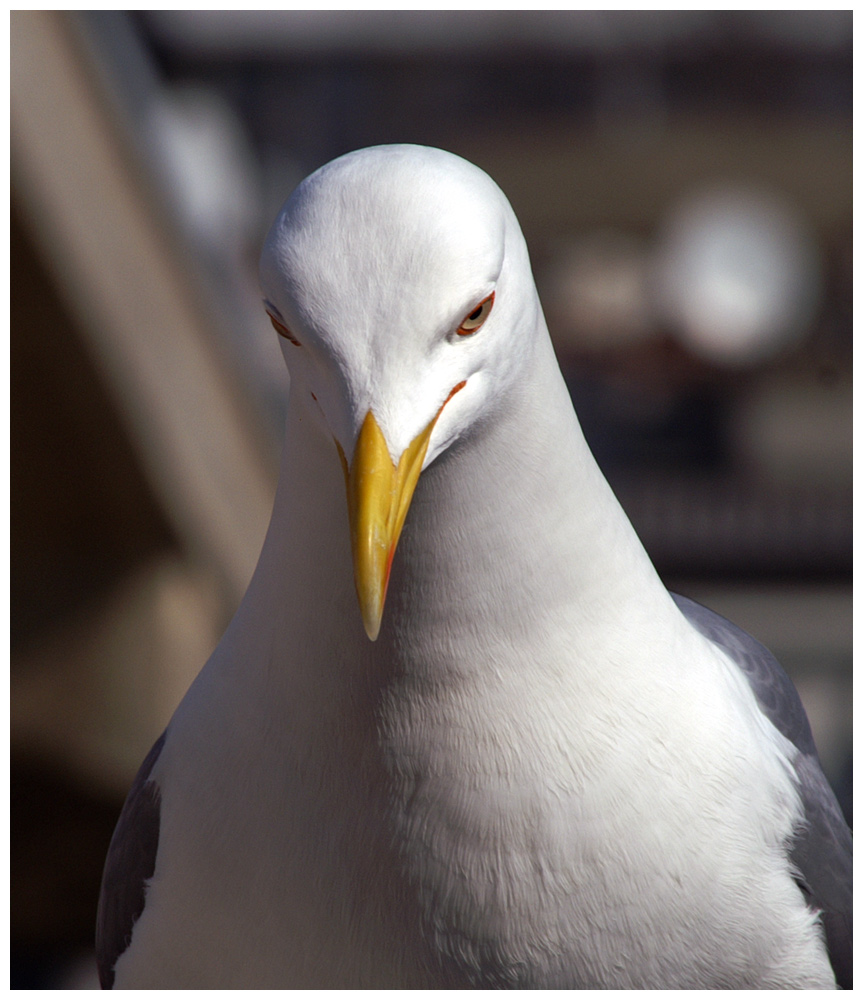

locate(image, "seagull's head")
(260, 144), (540, 640)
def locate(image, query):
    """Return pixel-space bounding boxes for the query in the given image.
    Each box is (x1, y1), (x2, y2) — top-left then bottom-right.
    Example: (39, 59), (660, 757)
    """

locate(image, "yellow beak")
(337, 381), (466, 640)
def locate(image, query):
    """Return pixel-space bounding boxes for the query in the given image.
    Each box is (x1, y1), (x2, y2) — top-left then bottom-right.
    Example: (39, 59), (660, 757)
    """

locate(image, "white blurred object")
(654, 186), (822, 366)
(545, 232), (653, 351)
(147, 85), (260, 254)
(145, 84), (290, 435)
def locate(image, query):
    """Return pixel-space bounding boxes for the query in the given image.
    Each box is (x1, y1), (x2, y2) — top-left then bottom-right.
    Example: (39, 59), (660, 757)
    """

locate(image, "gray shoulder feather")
(95, 731), (166, 989)
(672, 593), (851, 988)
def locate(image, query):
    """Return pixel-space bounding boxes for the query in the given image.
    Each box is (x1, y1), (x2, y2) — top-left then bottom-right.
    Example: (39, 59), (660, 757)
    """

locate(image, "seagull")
(96, 144), (851, 989)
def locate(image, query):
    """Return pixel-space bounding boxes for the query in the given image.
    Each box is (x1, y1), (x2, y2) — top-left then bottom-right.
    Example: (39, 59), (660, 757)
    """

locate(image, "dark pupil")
(469, 306), (482, 321)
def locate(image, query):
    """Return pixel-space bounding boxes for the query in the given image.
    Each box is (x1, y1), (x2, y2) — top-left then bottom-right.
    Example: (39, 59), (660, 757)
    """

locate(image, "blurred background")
(10, 11), (852, 988)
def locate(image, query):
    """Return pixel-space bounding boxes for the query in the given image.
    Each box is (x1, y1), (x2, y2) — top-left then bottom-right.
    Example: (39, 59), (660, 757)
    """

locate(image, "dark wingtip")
(96, 731), (167, 988)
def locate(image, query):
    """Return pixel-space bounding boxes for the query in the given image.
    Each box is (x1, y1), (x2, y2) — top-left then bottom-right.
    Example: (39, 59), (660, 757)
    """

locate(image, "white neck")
(226, 309), (674, 703)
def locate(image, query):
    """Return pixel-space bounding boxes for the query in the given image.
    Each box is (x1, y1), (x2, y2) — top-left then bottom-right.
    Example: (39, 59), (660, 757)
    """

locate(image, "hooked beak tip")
(363, 617), (381, 642)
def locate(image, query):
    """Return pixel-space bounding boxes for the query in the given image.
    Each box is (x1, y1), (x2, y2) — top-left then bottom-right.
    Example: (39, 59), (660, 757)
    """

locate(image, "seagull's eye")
(457, 292), (495, 336)
(267, 312), (302, 347)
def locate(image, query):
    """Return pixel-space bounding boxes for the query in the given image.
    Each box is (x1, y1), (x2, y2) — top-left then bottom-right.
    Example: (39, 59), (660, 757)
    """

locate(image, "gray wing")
(672, 593), (852, 989)
(95, 730), (166, 989)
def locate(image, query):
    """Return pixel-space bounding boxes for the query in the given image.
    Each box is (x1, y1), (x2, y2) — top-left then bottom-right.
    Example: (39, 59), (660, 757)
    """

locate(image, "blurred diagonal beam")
(11, 11), (276, 607)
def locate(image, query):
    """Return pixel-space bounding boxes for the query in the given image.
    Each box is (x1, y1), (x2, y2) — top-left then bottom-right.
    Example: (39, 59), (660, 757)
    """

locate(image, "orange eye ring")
(267, 312), (302, 347)
(457, 291), (495, 336)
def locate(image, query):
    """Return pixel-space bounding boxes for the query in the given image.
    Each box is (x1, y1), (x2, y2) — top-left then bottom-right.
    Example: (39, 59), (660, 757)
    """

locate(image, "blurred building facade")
(10, 11), (851, 988)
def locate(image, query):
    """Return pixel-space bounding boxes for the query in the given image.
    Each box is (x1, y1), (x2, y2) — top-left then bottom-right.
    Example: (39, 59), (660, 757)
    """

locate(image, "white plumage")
(97, 144), (850, 988)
